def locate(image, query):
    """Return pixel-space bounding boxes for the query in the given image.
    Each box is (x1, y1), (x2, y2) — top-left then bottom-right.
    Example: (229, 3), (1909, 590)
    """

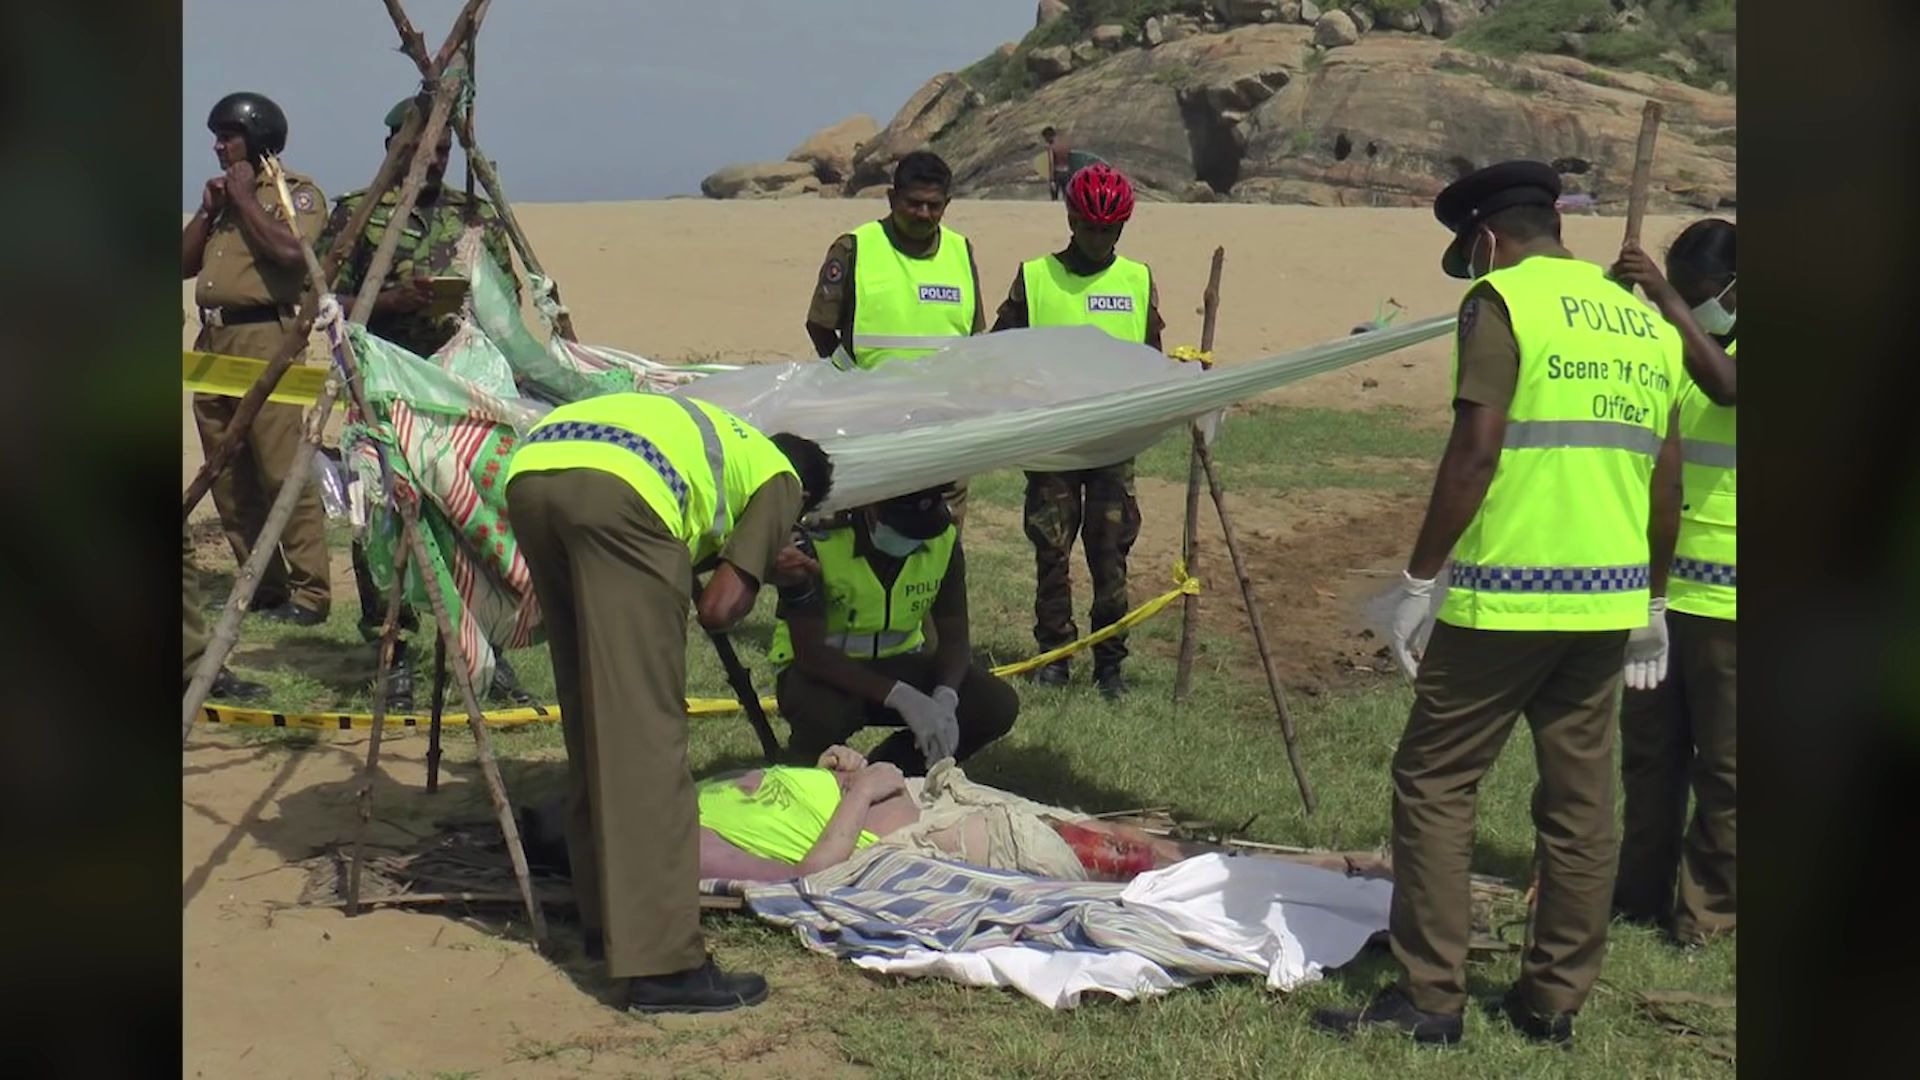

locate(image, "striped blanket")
(739, 847), (1265, 979)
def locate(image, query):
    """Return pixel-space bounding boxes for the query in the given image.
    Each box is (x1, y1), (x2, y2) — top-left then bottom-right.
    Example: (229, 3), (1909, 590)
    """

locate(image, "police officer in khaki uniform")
(803, 151), (983, 526)
(1312, 162), (1683, 1048)
(504, 392), (834, 1014)
(183, 92), (332, 625)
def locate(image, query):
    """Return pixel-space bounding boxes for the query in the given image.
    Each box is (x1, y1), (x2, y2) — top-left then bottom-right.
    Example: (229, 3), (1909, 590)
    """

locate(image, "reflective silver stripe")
(1681, 439), (1736, 469)
(670, 398), (728, 541)
(850, 334), (958, 350)
(827, 629), (919, 658)
(1503, 420), (1663, 457)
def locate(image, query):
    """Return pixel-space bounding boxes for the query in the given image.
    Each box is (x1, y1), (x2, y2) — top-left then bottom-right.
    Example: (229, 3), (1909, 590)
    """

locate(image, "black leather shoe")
(626, 957), (768, 1014)
(1310, 986), (1463, 1046)
(260, 603), (327, 627)
(1031, 660), (1070, 687)
(203, 668), (269, 703)
(1094, 665), (1129, 700)
(1493, 986), (1574, 1047)
(248, 593), (291, 613)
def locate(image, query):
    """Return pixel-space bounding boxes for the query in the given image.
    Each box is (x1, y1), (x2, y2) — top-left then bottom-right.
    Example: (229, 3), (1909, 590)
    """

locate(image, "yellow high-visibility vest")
(1438, 256), (1684, 631)
(767, 521), (957, 668)
(1021, 253), (1151, 342)
(504, 392), (795, 562)
(846, 220), (974, 370)
(1669, 339), (1736, 620)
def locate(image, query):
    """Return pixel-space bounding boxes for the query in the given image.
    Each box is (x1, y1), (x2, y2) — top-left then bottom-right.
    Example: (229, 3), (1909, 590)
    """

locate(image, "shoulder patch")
(820, 258), (845, 286)
(293, 188), (319, 213)
(1457, 297), (1479, 343)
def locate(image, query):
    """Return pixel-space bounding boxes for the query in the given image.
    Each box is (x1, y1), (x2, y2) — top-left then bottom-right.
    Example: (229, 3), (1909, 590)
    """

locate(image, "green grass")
(198, 404), (1734, 1076)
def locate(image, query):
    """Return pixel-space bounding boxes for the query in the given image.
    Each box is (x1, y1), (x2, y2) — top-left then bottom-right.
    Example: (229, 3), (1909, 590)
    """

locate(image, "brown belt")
(199, 305), (285, 328)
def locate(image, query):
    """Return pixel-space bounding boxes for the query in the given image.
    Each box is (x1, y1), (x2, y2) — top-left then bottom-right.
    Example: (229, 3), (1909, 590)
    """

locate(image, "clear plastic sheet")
(668, 316), (1453, 512)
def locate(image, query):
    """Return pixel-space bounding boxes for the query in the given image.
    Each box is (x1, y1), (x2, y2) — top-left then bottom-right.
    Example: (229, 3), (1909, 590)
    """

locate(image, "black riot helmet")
(206, 92), (289, 157)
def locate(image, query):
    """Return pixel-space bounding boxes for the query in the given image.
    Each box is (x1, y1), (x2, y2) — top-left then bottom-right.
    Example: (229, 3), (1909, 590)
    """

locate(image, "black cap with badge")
(874, 487), (953, 541)
(1433, 160), (1562, 279)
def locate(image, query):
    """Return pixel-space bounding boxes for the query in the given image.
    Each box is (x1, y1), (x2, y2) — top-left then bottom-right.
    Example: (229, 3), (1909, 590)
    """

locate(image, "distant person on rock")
(991, 163), (1164, 699)
(803, 149), (982, 526)
(1043, 126), (1072, 201)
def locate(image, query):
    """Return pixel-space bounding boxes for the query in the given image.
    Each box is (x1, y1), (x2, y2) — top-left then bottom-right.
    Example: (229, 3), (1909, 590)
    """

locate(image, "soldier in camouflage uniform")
(990, 164), (1163, 698)
(317, 96), (527, 710)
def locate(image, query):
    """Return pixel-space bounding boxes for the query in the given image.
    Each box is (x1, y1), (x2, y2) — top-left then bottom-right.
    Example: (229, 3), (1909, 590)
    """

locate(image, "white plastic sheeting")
(670, 315), (1453, 512)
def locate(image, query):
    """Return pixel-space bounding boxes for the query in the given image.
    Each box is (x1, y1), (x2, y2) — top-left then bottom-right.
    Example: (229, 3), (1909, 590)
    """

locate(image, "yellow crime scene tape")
(197, 565), (1203, 731)
(183, 350), (336, 408)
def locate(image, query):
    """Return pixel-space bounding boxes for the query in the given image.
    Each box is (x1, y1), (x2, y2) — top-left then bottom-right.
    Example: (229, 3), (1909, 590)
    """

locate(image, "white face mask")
(1690, 277), (1737, 335)
(870, 521), (924, 558)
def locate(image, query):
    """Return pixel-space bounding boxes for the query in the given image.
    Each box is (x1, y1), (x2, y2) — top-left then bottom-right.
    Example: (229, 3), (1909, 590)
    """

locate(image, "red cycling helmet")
(1066, 163), (1134, 224)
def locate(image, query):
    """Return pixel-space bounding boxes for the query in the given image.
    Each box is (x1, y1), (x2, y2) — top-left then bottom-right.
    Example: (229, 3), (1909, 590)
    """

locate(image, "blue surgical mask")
(870, 522), (923, 558)
(1690, 277), (1736, 335)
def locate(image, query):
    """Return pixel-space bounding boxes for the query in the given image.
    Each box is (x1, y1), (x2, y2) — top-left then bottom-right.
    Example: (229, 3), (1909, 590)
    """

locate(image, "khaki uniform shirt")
(193, 166), (326, 358)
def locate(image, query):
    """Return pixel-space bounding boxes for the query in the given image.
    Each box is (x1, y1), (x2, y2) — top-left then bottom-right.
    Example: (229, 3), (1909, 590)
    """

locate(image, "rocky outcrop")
(1036, 0), (1071, 29)
(699, 160), (820, 200)
(917, 25), (1733, 210)
(1030, 45), (1075, 82)
(786, 114), (879, 185)
(846, 73), (984, 193)
(1419, 0), (1479, 40)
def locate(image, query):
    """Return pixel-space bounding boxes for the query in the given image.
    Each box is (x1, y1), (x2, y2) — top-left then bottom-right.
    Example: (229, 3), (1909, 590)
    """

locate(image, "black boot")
(626, 957), (768, 1014)
(202, 668), (269, 703)
(378, 642), (415, 715)
(1094, 663), (1128, 700)
(1310, 986), (1464, 1046)
(1491, 986), (1574, 1047)
(488, 655), (536, 707)
(1031, 659), (1070, 687)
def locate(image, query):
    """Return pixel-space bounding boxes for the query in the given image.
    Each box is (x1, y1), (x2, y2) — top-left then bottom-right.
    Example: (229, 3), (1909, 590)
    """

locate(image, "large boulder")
(1314, 11), (1360, 47)
(1144, 16), (1168, 47)
(1092, 24), (1130, 50)
(1379, 5), (1422, 31)
(1300, 1), (1324, 23)
(1276, 1), (1304, 23)
(786, 113), (879, 185)
(846, 72), (983, 191)
(1420, 0), (1479, 39)
(1036, 0), (1071, 29)
(700, 161), (820, 200)
(1030, 45), (1075, 82)
(1347, 5), (1375, 33)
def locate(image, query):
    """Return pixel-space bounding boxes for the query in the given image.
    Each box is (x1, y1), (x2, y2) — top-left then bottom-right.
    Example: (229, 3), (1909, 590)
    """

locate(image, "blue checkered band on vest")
(1671, 556), (1737, 589)
(1449, 563), (1651, 593)
(522, 421), (690, 511)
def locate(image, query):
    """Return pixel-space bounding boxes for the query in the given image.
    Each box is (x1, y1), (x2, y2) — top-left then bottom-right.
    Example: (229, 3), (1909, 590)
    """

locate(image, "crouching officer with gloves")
(772, 487), (1018, 775)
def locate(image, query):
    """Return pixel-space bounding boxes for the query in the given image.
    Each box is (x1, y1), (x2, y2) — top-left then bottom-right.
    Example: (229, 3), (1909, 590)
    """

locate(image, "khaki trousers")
(1615, 611), (1737, 942)
(191, 322), (332, 613)
(1389, 620), (1628, 1016)
(506, 469), (705, 978)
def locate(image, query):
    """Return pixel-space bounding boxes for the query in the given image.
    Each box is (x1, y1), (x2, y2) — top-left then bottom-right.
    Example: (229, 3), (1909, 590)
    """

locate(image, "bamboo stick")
(1172, 247), (1224, 704)
(427, 632), (449, 793)
(347, 541), (413, 914)
(1197, 441), (1318, 815)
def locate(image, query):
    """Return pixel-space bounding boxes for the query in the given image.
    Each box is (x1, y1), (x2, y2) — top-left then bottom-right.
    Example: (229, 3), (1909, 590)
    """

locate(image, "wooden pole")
(1623, 100), (1664, 249)
(462, 19), (478, 212)
(381, 1), (577, 343)
(182, 53), (475, 744)
(347, 541), (413, 915)
(427, 632), (449, 794)
(1197, 441), (1317, 815)
(258, 145), (546, 938)
(1173, 247), (1225, 704)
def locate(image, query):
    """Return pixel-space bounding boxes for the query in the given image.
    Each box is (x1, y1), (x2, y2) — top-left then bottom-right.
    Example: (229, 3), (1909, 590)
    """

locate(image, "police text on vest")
(917, 284), (963, 304)
(1086, 294), (1135, 313)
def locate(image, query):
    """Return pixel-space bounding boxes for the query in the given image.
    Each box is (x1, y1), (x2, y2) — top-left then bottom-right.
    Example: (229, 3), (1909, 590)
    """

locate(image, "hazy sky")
(183, 0), (1032, 208)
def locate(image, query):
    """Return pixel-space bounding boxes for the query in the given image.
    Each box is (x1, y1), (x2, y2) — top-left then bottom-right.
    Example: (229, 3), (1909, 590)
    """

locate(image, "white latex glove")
(885, 681), (958, 764)
(1390, 571), (1438, 681)
(1623, 597), (1670, 691)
